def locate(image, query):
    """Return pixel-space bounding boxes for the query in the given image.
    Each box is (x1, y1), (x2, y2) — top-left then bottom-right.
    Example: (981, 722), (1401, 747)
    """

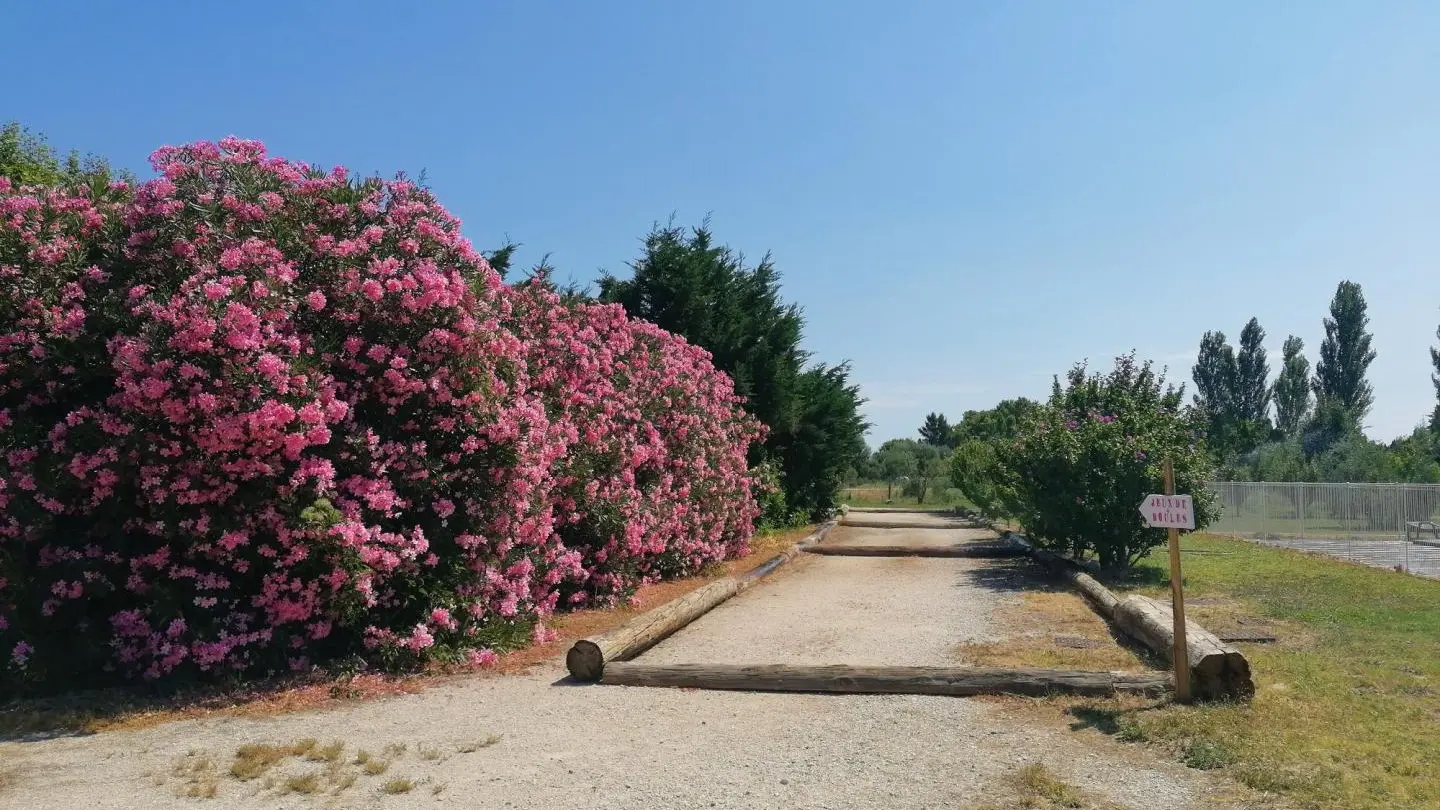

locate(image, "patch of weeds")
(353, 749), (373, 765)
(171, 753), (219, 799)
(331, 770), (358, 793)
(381, 742), (407, 758)
(431, 781), (449, 795)
(229, 739), (319, 781)
(1012, 763), (1084, 808)
(362, 758), (391, 776)
(1180, 738), (1236, 771)
(418, 744), (445, 761)
(307, 740), (345, 762)
(380, 777), (415, 794)
(456, 734), (502, 753)
(282, 771), (322, 795)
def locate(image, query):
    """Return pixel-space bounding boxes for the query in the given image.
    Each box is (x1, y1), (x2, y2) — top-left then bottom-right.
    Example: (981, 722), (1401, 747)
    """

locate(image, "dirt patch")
(951, 588), (1157, 673)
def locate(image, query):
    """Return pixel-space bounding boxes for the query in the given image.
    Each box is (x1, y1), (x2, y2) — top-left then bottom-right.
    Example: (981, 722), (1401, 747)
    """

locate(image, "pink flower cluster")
(0, 139), (761, 690)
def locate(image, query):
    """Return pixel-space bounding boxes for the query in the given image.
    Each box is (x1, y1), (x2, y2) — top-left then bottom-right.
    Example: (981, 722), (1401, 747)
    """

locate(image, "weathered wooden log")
(804, 543), (1026, 558)
(599, 662), (1171, 698)
(1113, 594), (1253, 700)
(838, 520), (970, 530)
(566, 520), (839, 682)
(566, 579), (742, 682)
(738, 519), (838, 587)
(845, 508), (956, 515)
(1029, 547), (1121, 618)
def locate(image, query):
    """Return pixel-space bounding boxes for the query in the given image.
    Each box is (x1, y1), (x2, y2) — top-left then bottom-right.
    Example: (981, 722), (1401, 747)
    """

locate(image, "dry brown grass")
(281, 771), (322, 795)
(169, 752), (220, 799)
(229, 739), (317, 781)
(972, 763), (1124, 810)
(951, 581), (1154, 673)
(380, 777), (415, 794)
(305, 739), (345, 762)
(360, 757), (390, 776)
(456, 734), (502, 753)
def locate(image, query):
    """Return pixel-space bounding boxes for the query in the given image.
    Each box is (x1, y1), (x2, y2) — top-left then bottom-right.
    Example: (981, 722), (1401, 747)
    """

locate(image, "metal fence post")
(1346, 483), (1353, 561)
(1298, 482), (1305, 538)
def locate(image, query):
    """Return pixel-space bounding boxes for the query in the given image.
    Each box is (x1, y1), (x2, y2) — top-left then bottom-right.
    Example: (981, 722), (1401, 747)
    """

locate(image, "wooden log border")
(1016, 532), (1254, 700)
(804, 543), (1027, 558)
(600, 662), (1172, 698)
(564, 519), (839, 682)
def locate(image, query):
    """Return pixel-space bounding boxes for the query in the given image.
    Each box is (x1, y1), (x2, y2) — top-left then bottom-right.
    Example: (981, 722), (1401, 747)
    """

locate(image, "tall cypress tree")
(1273, 335), (1312, 438)
(598, 221), (867, 520)
(1313, 280), (1376, 423)
(1192, 330), (1238, 452)
(1432, 323), (1440, 434)
(1235, 318), (1271, 425)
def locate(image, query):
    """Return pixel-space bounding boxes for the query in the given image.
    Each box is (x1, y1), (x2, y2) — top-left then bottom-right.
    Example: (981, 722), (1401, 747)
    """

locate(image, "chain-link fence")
(1207, 481), (1440, 578)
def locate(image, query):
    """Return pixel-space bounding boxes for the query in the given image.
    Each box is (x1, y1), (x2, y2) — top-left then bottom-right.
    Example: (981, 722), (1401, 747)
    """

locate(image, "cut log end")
(565, 639), (605, 682)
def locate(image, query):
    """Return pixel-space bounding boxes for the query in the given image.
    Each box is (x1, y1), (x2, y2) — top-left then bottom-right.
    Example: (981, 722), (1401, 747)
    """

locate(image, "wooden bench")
(1405, 521), (1440, 541)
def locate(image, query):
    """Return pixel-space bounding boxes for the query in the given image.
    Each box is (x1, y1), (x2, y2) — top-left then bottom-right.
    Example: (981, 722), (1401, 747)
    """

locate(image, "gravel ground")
(840, 511), (968, 529)
(0, 522), (1258, 810)
(642, 555), (1006, 666)
(822, 524), (1000, 548)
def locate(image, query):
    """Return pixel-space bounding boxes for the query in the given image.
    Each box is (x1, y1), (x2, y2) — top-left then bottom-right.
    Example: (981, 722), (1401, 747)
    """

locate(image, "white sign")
(1139, 494), (1195, 530)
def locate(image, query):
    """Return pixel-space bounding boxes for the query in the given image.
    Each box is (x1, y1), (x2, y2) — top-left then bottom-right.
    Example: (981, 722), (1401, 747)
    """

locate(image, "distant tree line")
(1190, 281), (1440, 483)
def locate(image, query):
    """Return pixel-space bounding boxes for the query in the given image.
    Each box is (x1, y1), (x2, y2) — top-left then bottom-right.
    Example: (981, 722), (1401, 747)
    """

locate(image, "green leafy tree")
(1430, 323), (1440, 436)
(875, 439), (920, 500)
(599, 221), (867, 520)
(918, 412), (952, 447)
(949, 439), (1008, 518)
(1003, 353), (1217, 569)
(784, 363), (870, 514)
(0, 121), (129, 188)
(1313, 280), (1376, 425)
(1235, 318), (1271, 427)
(1390, 428), (1440, 484)
(953, 398), (1041, 444)
(1272, 335), (1312, 438)
(1192, 330), (1238, 452)
(907, 443), (949, 504)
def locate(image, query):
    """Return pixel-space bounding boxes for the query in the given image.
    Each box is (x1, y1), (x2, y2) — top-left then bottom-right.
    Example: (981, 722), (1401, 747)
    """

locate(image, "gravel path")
(822, 524), (1000, 548)
(0, 518), (1256, 810)
(643, 555), (1004, 666)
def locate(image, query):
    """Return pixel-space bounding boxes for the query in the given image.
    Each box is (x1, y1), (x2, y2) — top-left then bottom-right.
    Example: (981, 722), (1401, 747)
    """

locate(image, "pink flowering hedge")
(0, 139), (762, 691)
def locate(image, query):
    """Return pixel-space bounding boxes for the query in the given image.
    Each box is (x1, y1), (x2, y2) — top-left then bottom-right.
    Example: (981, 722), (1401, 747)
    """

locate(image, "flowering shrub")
(999, 354), (1217, 569)
(507, 280), (762, 603)
(0, 139), (761, 692)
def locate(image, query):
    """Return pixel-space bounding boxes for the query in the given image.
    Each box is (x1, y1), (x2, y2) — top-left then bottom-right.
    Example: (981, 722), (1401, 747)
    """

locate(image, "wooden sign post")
(1138, 459), (1193, 702)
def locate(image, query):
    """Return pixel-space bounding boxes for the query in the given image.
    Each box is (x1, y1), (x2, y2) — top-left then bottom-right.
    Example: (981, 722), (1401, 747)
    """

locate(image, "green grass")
(1086, 534), (1440, 809)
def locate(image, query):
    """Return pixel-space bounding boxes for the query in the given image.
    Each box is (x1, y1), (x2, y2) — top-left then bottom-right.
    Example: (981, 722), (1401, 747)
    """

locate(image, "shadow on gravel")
(957, 557), (1072, 595)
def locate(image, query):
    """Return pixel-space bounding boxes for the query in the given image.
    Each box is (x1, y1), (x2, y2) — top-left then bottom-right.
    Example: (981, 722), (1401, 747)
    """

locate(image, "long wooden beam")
(599, 662), (1171, 698)
(804, 543), (1026, 558)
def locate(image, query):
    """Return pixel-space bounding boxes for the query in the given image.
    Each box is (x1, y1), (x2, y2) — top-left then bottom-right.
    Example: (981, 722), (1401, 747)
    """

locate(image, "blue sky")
(5, 1), (1438, 446)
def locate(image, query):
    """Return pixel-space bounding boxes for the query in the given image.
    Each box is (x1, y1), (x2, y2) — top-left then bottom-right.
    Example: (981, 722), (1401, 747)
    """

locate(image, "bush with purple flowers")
(998, 353), (1217, 569)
